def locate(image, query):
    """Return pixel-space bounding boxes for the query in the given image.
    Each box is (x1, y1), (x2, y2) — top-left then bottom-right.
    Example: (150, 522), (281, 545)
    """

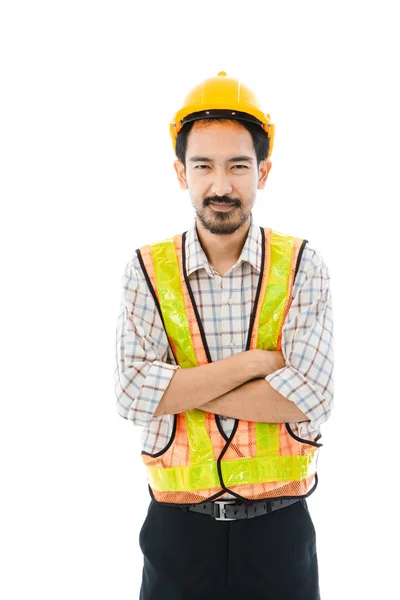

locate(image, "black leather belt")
(187, 497), (301, 520)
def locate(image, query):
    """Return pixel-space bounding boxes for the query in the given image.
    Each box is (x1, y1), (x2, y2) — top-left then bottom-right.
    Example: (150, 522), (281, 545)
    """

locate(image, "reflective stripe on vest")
(137, 227), (321, 503)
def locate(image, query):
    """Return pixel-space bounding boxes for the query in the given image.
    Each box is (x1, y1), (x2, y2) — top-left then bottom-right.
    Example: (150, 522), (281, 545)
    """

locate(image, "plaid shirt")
(114, 215), (334, 457)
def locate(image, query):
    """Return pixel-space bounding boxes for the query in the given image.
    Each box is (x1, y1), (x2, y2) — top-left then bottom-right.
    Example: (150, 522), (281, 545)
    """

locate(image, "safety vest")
(136, 226), (322, 505)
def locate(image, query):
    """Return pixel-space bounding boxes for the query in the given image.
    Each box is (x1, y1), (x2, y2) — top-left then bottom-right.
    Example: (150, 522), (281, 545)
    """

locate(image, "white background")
(1, 1), (399, 598)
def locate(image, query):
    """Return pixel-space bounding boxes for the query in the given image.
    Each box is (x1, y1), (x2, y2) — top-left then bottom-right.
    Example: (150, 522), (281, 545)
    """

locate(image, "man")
(114, 71), (334, 600)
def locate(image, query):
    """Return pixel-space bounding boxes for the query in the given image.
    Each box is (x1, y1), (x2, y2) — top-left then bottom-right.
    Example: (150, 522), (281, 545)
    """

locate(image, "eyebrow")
(188, 155), (254, 163)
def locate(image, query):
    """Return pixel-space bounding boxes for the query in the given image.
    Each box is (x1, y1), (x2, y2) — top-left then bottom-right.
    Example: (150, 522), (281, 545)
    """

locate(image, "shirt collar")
(185, 214), (262, 278)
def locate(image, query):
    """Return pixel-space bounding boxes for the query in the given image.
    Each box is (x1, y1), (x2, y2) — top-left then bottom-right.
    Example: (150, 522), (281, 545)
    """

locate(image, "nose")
(210, 169), (233, 197)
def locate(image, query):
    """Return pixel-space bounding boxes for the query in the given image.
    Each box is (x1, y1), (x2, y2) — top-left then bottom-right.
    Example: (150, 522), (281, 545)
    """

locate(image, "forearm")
(154, 350), (285, 417)
(198, 378), (310, 423)
(154, 350), (258, 416)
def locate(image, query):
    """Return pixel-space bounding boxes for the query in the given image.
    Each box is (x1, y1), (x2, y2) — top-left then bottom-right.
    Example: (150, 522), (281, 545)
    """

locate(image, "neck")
(195, 216), (251, 269)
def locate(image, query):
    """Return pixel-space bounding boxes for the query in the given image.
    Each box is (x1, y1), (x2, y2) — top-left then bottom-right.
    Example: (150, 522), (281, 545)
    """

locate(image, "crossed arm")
(154, 349), (310, 424)
(197, 378), (310, 423)
(117, 257), (333, 429)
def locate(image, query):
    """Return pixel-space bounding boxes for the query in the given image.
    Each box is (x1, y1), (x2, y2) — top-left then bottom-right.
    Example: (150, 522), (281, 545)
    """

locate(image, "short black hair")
(175, 117), (270, 170)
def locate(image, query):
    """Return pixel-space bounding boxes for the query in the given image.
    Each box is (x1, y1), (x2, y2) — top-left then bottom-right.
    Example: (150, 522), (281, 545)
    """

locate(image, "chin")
(198, 212), (249, 235)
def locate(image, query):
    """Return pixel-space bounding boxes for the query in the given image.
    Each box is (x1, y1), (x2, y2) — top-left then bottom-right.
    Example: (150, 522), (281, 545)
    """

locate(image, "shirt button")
(227, 298), (233, 305)
(230, 341), (235, 348)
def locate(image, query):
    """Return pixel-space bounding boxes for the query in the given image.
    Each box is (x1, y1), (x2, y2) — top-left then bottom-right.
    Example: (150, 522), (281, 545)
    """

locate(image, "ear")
(257, 159), (272, 190)
(174, 160), (188, 190)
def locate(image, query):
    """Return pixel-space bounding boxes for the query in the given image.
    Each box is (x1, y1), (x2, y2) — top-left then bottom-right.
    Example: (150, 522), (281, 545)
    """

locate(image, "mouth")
(209, 201), (237, 212)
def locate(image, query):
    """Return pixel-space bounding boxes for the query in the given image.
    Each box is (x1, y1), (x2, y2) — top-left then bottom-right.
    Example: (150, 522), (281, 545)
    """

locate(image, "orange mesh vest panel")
(136, 226), (322, 505)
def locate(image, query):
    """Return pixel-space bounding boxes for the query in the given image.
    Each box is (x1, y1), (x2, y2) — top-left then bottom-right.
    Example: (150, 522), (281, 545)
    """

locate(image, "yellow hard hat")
(170, 71), (275, 159)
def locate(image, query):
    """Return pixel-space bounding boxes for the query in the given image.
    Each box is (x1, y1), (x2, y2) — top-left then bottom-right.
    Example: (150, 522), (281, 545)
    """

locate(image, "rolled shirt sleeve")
(114, 258), (181, 427)
(265, 252), (334, 436)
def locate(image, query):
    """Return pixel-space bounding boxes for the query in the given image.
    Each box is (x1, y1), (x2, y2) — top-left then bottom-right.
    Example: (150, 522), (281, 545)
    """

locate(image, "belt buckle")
(214, 500), (237, 521)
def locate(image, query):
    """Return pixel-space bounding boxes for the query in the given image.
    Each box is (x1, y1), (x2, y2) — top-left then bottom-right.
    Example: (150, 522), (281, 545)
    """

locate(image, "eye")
(194, 165), (248, 170)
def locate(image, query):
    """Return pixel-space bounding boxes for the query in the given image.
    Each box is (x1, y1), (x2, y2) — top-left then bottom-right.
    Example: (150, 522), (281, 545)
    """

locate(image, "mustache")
(204, 197), (240, 206)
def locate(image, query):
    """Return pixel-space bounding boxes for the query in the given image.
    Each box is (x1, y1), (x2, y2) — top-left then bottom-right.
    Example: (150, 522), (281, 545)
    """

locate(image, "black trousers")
(139, 497), (320, 600)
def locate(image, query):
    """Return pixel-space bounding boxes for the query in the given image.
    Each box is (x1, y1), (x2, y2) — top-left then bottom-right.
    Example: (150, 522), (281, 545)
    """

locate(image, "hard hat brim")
(170, 108), (275, 160)
(181, 108), (265, 128)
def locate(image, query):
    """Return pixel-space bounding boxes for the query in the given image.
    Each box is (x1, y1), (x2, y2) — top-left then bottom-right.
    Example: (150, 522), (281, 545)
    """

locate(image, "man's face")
(174, 120), (271, 235)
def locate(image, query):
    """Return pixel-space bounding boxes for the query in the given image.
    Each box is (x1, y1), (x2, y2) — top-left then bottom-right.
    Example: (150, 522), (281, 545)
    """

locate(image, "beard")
(194, 195), (251, 235)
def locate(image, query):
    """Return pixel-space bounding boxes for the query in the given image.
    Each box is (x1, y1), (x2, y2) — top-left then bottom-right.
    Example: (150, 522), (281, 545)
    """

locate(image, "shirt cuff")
(265, 365), (330, 430)
(135, 361), (181, 424)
